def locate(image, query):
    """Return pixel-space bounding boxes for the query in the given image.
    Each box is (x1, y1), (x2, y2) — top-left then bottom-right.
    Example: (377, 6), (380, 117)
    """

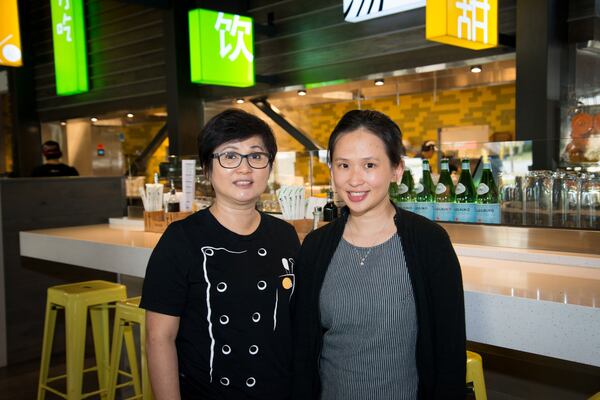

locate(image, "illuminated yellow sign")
(0, 0), (23, 67)
(426, 0), (498, 50)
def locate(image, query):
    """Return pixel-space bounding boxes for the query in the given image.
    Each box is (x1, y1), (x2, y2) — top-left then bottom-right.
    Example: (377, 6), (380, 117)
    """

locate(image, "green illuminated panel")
(189, 8), (255, 88)
(50, 0), (88, 95)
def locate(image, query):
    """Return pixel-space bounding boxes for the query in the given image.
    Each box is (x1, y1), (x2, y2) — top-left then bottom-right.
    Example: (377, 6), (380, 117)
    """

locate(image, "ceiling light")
(60, 121), (66, 126)
(91, 117), (98, 122)
(235, 98), (245, 104)
(297, 89), (307, 96)
(470, 65), (482, 73)
(374, 79), (384, 86)
(126, 113), (134, 118)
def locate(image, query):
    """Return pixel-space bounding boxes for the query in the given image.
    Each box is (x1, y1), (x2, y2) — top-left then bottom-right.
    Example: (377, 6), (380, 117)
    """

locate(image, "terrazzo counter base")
(20, 224), (600, 367)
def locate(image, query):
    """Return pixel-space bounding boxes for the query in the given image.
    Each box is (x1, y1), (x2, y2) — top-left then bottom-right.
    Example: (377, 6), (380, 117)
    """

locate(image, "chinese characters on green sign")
(188, 8), (255, 87)
(50, 0), (88, 95)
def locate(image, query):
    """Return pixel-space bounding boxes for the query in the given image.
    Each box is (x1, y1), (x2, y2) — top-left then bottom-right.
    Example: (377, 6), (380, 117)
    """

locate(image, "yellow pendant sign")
(426, 0), (498, 50)
(0, 0), (23, 67)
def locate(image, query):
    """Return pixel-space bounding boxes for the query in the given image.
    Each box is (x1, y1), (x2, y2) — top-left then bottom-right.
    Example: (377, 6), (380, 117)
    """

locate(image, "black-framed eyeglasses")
(211, 151), (273, 169)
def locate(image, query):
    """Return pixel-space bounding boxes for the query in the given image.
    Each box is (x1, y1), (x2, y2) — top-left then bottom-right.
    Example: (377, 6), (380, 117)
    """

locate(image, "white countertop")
(19, 224), (600, 367)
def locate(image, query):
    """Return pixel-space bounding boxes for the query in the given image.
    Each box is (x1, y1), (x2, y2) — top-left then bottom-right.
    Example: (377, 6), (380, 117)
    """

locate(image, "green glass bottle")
(396, 169), (415, 212)
(475, 162), (500, 224)
(415, 160), (435, 219)
(434, 158), (455, 221)
(454, 159), (476, 223)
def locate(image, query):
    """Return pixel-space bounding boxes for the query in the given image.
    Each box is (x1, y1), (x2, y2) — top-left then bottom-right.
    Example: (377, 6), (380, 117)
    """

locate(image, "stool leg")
(37, 303), (58, 400)
(107, 315), (125, 400)
(471, 362), (487, 400)
(123, 323), (142, 397)
(140, 319), (153, 400)
(90, 305), (111, 399)
(65, 303), (89, 400)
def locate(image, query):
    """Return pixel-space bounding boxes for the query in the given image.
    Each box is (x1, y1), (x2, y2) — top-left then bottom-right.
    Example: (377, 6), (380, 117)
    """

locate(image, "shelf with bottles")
(388, 139), (600, 231)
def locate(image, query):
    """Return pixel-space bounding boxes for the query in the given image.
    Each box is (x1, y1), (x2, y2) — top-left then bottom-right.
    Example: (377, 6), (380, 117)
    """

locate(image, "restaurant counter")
(19, 223), (600, 368)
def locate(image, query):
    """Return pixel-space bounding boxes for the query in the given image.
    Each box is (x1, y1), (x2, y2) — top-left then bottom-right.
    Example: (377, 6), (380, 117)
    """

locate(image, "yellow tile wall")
(279, 83), (515, 183)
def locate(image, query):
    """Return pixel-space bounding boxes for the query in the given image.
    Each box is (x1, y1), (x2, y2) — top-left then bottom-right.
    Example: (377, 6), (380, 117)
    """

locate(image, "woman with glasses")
(141, 109), (300, 400)
(292, 110), (465, 400)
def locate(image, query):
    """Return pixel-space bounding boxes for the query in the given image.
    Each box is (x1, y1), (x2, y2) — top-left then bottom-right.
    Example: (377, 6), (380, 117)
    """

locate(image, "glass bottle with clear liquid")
(434, 158), (455, 221)
(414, 160), (435, 220)
(475, 162), (500, 224)
(454, 159), (476, 223)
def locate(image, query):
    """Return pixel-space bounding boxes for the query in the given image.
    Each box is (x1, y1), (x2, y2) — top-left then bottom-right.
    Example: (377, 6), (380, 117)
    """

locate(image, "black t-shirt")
(31, 163), (79, 177)
(141, 209), (300, 400)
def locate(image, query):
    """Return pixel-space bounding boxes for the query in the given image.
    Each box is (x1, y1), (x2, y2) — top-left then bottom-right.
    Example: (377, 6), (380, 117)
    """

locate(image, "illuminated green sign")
(50, 0), (88, 95)
(188, 8), (255, 87)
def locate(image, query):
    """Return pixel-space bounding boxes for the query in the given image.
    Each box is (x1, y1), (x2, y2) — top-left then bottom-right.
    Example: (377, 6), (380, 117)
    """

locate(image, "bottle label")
(435, 183), (447, 195)
(455, 183), (466, 195)
(414, 183), (424, 194)
(434, 203), (454, 222)
(414, 202), (434, 220)
(399, 183), (409, 194)
(476, 183), (490, 196)
(398, 201), (416, 213)
(476, 203), (501, 224)
(454, 203), (476, 223)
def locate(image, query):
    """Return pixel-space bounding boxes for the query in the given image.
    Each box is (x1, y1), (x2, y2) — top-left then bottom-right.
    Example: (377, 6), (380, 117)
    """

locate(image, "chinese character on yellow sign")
(426, 0), (498, 50)
(0, 0), (23, 67)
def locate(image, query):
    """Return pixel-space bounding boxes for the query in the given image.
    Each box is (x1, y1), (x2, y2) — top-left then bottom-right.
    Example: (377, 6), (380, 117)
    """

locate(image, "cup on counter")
(500, 174), (523, 226)
(580, 174), (600, 230)
(524, 171), (553, 227)
(552, 172), (580, 228)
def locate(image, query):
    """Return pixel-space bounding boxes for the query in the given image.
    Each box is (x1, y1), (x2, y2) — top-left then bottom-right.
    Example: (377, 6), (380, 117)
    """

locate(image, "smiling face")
(209, 135), (271, 207)
(331, 128), (403, 217)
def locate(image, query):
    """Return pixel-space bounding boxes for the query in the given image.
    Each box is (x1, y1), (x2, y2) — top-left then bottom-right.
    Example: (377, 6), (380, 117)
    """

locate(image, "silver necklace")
(346, 218), (390, 267)
(352, 246), (373, 267)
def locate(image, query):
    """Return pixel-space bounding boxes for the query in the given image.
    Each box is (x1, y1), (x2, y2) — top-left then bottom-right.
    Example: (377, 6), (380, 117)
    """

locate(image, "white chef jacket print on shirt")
(201, 245), (295, 388)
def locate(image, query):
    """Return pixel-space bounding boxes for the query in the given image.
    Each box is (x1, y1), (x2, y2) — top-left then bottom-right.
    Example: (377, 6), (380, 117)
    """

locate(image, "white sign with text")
(343, 0), (425, 23)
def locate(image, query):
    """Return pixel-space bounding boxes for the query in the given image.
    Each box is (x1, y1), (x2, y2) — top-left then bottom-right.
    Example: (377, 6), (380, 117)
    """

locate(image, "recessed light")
(374, 79), (384, 86)
(60, 121), (66, 126)
(235, 98), (245, 104)
(91, 117), (98, 122)
(126, 113), (134, 118)
(470, 65), (482, 73)
(297, 89), (307, 96)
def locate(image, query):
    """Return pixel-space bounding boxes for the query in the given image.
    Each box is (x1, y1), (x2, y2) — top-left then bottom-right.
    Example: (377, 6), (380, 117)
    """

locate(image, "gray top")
(319, 234), (418, 400)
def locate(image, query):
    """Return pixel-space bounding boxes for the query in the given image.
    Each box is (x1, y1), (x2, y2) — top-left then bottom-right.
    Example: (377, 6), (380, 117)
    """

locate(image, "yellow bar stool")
(107, 297), (153, 400)
(466, 350), (487, 400)
(37, 280), (127, 400)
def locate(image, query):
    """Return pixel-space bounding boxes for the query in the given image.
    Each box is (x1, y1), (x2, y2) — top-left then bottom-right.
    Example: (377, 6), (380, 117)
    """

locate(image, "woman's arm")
(146, 311), (181, 400)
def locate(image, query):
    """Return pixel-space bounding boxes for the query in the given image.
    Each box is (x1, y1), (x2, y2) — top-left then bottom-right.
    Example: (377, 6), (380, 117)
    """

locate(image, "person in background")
(141, 109), (300, 400)
(292, 110), (466, 400)
(31, 140), (79, 177)
(448, 156), (461, 186)
(419, 140), (437, 160)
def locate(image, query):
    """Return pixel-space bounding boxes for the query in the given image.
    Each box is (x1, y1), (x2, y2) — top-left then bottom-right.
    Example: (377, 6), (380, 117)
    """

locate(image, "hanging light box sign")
(343, 0), (425, 23)
(50, 0), (89, 95)
(0, 0), (23, 67)
(188, 8), (255, 87)
(426, 0), (498, 50)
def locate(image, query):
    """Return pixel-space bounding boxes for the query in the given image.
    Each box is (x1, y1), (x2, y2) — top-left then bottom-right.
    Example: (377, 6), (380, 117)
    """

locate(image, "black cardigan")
(291, 205), (466, 399)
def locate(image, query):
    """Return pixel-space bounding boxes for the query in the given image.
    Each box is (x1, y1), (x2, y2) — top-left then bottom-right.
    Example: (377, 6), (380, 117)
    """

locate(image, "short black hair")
(42, 140), (62, 160)
(328, 110), (404, 167)
(198, 109), (277, 174)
